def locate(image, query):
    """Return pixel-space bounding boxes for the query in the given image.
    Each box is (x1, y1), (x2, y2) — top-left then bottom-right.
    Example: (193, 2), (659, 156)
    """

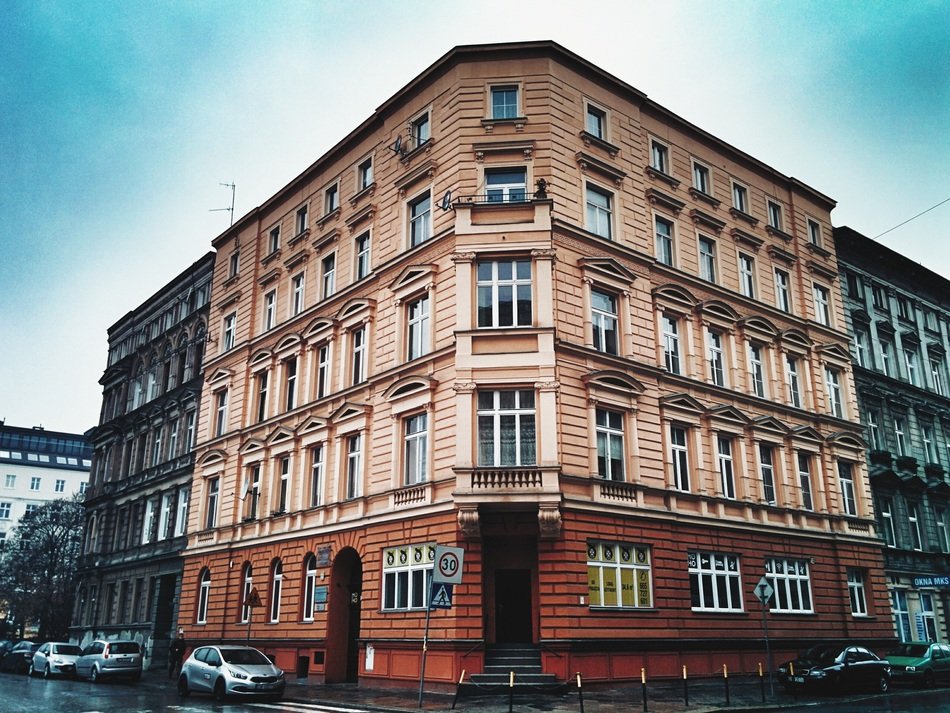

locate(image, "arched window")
(270, 559), (283, 623)
(302, 554), (317, 622)
(240, 564), (253, 623)
(197, 568), (211, 624)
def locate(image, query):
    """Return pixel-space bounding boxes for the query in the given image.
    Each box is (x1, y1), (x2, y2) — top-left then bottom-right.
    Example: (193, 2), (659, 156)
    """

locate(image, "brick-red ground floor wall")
(178, 506), (896, 688)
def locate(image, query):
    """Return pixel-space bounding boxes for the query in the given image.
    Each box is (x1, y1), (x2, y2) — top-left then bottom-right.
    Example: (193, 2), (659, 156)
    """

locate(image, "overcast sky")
(2, 0), (948, 435)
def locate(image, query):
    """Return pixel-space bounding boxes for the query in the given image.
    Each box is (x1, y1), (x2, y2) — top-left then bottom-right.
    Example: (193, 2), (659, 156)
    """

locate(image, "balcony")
(454, 194), (552, 236)
(454, 466), (560, 506)
(896, 455), (919, 473)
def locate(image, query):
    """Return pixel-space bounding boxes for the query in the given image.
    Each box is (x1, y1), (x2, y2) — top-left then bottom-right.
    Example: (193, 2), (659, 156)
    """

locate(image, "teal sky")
(1, 0), (948, 433)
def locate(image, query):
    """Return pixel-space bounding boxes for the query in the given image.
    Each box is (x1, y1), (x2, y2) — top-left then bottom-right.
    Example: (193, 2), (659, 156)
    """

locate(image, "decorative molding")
(806, 259), (838, 281)
(312, 228), (339, 253)
(453, 381), (478, 393)
(538, 505), (562, 539)
(689, 187), (720, 208)
(767, 245), (798, 264)
(576, 151), (626, 185)
(472, 139), (535, 162)
(579, 130), (620, 158)
(344, 204), (375, 232)
(689, 208), (725, 233)
(457, 507), (481, 538)
(766, 225), (794, 243)
(394, 158), (438, 195)
(644, 165), (680, 189)
(729, 207), (758, 226)
(731, 227), (764, 251)
(258, 267), (281, 287)
(645, 187), (685, 214)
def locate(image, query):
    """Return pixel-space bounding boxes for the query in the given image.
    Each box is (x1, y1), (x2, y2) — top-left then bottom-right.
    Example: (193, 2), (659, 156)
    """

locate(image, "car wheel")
(923, 670), (935, 688)
(27, 663), (35, 677)
(213, 678), (227, 702)
(44, 664), (52, 680)
(177, 675), (190, 697)
(877, 674), (889, 694)
(89, 665), (99, 683)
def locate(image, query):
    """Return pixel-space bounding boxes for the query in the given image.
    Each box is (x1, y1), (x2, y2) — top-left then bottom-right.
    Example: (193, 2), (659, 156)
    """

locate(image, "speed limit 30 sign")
(433, 545), (464, 584)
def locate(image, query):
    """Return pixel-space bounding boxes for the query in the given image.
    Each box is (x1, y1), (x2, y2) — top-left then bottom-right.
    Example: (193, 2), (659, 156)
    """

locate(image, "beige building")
(180, 42), (893, 687)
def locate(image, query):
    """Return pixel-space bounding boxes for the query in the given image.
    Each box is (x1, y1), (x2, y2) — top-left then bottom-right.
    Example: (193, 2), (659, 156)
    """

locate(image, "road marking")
(249, 703), (372, 713)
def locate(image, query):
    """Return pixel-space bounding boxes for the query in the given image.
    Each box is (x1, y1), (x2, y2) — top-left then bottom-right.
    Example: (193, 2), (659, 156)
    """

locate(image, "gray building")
(836, 225), (950, 644)
(71, 252), (214, 669)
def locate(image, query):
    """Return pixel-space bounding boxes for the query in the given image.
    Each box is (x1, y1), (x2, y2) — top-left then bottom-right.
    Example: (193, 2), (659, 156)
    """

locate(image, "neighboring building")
(179, 41), (893, 688)
(836, 225), (950, 645)
(0, 422), (91, 545)
(71, 253), (214, 669)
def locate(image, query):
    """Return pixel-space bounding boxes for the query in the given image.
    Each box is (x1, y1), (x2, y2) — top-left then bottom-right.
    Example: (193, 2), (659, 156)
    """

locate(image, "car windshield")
(888, 644), (929, 658)
(107, 642), (140, 654)
(800, 645), (842, 662)
(53, 644), (82, 655)
(220, 648), (272, 666)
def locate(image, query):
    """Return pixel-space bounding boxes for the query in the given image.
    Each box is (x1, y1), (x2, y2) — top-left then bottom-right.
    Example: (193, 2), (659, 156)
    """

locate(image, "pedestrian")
(168, 630), (186, 680)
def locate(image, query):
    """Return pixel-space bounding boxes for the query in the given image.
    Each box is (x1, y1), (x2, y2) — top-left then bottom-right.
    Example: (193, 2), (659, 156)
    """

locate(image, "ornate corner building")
(835, 226), (950, 644)
(71, 253), (214, 669)
(168, 41), (895, 686)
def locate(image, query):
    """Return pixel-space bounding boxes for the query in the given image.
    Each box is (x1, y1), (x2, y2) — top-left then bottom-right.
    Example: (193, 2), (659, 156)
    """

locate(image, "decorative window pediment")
(825, 431), (867, 451)
(384, 375), (436, 400)
(275, 334), (302, 354)
(790, 425), (822, 443)
(806, 259), (838, 282)
(644, 187), (685, 214)
(329, 401), (370, 423)
(660, 392), (706, 415)
(239, 439), (266, 456)
(266, 426), (295, 447)
(817, 342), (852, 363)
(576, 150), (626, 185)
(258, 267), (282, 287)
(850, 308), (871, 325)
(197, 449), (229, 468)
(779, 329), (812, 352)
(389, 263), (436, 302)
(207, 368), (233, 385)
(336, 298), (375, 324)
(304, 318), (335, 341)
(298, 416), (328, 435)
(731, 228), (764, 251)
(767, 245), (797, 265)
(739, 316), (778, 340)
(750, 415), (790, 436)
(250, 349), (273, 366)
(698, 299), (740, 323)
(652, 283), (698, 311)
(706, 404), (750, 428)
(579, 257), (638, 287)
(689, 208), (725, 233)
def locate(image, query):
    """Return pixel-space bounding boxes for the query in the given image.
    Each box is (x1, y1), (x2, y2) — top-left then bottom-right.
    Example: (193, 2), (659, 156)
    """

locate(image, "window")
(3, 474), (13, 488)
(655, 216), (674, 265)
(699, 236), (716, 282)
(485, 167), (527, 203)
(263, 290), (277, 331)
(879, 339), (893, 376)
(321, 254), (336, 299)
(924, 309), (939, 331)
(591, 289), (619, 355)
(923, 423), (937, 463)
(410, 112), (430, 148)
(897, 296), (914, 322)
(197, 570), (211, 624)
(846, 272), (863, 299)
(853, 330), (868, 367)
(167, 418), (179, 459)
(662, 314), (681, 374)
(244, 464), (261, 520)
(936, 507), (950, 553)
(808, 218), (822, 246)
(175, 486), (189, 537)
(477, 259), (532, 328)
(688, 551), (742, 612)
(186, 411), (196, 451)
(316, 344), (330, 399)
(284, 357), (297, 411)
(693, 162), (710, 194)
(222, 313), (236, 351)
(825, 367), (843, 418)
(872, 284), (888, 311)
(408, 191), (431, 247)
(749, 343), (766, 397)
(767, 200), (783, 230)
(324, 184), (339, 215)
(204, 477), (219, 530)
(254, 372), (268, 423)
(0, 502), (11, 519)
(931, 358), (946, 396)
(838, 461), (857, 516)
(707, 329), (726, 386)
(904, 348), (919, 386)
(879, 497), (896, 546)
(739, 253), (756, 298)
(350, 326), (367, 385)
(25, 504), (37, 515)
(908, 503), (923, 550)
(595, 408), (625, 481)
(586, 184), (612, 239)
(798, 454), (813, 510)
(894, 416), (907, 455)
(847, 569), (868, 616)
(295, 204), (308, 235)
(765, 558), (812, 613)
(228, 250), (240, 278)
(717, 437), (737, 498)
(650, 140), (668, 174)
(588, 542), (652, 608)
(270, 560), (283, 623)
(214, 389), (228, 437)
(55, 479), (65, 493)
(240, 564), (253, 623)
(291, 273), (305, 316)
(491, 85), (518, 119)
(921, 594), (938, 642)
(813, 284), (831, 326)
(268, 226), (280, 254)
(277, 456), (290, 513)
(346, 434), (362, 499)
(358, 159), (373, 191)
(892, 590), (911, 641)
(732, 183), (748, 212)
(477, 389), (536, 467)
(404, 413), (428, 484)
(407, 295), (430, 360)
(158, 492), (173, 539)
(586, 104), (607, 139)
(759, 445), (776, 504)
(309, 445), (324, 507)
(866, 410), (882, 450)
(670, 425), (690, 491)
(383, 543), (434, 610)
(355, 232), (371, 280)
(303, 555), (318, 621)
(29, 476), (40, 491)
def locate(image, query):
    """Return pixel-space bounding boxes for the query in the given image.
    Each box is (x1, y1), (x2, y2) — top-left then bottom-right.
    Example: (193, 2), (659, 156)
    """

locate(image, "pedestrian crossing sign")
(429, 582), (454, 609)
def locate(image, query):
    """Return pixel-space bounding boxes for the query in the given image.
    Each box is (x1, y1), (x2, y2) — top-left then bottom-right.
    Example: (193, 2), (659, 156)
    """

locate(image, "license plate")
(792, 676), (804, 683)
(117, 657), (129, 663)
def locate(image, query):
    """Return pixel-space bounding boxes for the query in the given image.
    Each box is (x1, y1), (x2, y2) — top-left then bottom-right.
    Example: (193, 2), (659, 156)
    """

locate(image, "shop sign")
(913, 575), (950, 588)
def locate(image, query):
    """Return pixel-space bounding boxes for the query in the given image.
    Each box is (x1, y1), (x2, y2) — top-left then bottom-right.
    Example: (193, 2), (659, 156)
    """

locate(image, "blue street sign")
(429, 582), (454, 609)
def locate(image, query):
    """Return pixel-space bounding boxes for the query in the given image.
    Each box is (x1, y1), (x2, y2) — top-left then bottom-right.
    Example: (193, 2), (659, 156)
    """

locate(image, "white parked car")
(177, 645), (285, 701)
(30, 642), (83, 678)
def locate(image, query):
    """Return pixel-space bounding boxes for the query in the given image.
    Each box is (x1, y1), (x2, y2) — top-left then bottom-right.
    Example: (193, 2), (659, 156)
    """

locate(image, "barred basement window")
(587, 542), (652, 608)
(382, 543), (435, 611)
(765, 557), (813, 613)
(688, 551), (742, 612)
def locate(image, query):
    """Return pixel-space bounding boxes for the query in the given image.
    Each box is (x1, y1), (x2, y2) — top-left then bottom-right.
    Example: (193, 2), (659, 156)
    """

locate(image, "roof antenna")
(209, 182), (236, 225)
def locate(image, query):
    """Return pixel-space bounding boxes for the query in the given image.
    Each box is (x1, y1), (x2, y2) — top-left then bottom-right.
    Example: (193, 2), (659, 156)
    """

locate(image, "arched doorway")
(325, 547), (362, 683)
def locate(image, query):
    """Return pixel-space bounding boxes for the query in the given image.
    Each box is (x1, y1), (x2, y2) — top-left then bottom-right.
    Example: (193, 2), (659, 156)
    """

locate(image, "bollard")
(576, 672), (584, 713)
(723, 664), (730, 706)
(451, 669), (466, 710)
(683, 664), (689, 706)
(758, 662), (765, 704)
(508, 671), (514, 713)
(789, 661), (797, 701)
(641, 667), (648, 713)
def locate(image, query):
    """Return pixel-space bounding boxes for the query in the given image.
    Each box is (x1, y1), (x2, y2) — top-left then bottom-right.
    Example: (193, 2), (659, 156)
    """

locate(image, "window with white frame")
(813, 284), (831, 326)
(197, 569), (211, 624)
(931, 358), (946, 396)
(222, 313), (236, 352)
(936, 507), (950, 553)
(175, 486), (189, 537)
(655, 216), (674, 266)
(650, 139), (669, 174)
(591, 289), (619, 355)
(30, 476), (41, 491)
(309, 445), (323, 508)
(284, 356), (297, 411)
(894, 416), (907, 455)
(774, 268), (791, 312)
(244, 464), (260, 519)
(825, 367), (843, 418)
(595, 408), (625, 481)
(268, 225), (280, 254)
(586, 184), (613, 239)
(866, 410), (882, 450)
(141, 499), (156, 544)
(490, 85), (519, 119)
(688, 551), (742, 612)
(485, 167), (527, 203)
(717, 437), (736, 499)
(476, 259), (532, 328)
(923, 422), (937, 463)
(798, 453), (813, 510)
(346, 434), (362, 499)
(321, 254), (336, 299)
(662, 314), (681, 374)
(908, 502), (923, 550)
(767, 199), (783, 230)
(808, 218), (822, 247)
(355, 232), (371, 280)
(409, 191), (431, 247)
(277, 456), (290, 513)
(879, 497), (896, 546)
(739, 253), (756, 298)
(303, 555), (318, 621)
(749, 343), (766, 397)
(291, 273), (305, 316)
(693, 162), (711, 194)
(263, 290), (277, 331)
(477, 389), (536, 467)
(765, 558), (813, 613)
(383, 543), (434, 611)
(897, 296), (914, 322)
(239, 564), (253, 623)
(407, 295), (430, 360)
(892, 590), (911, 641)
(228, 249), (240, 278)
(707, 328), (726, 386)
(904, 347), (919, 386)
(699, 236), (716, 282)
(269, 560), (283, 622)
(759, 444), (776, 504)
(204, 477), (219, 529)
(3, 474), (13, 488)
(255, 371), (268, 423)
(587, 542), (652, 608)
(410, 112), (430, 148)
(847, 569), (868, 616)
(853, 330), (869, 367)
(296, 204), (308, 235)
(214, 389), (228, 437)
(316, 344), (330, 399)
(55, 479), (65, 493)
(586, 104), (607, 139)
(324, 184), (339, 215)
(670, 425), (690, 491)
(358, 159), (373, 191)
(732, 183), (748, 212)
(838, 461), (857, 516)
(350, 326), (367, 385)
(159, 492), (173, 539)
(404, 413), (428, 484)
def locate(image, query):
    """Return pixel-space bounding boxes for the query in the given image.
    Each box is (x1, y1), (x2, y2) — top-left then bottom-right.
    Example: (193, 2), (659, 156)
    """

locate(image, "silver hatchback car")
(30, 642), (83, 678)
(75, 640), (143, 682)
(177, 645), (285, 700)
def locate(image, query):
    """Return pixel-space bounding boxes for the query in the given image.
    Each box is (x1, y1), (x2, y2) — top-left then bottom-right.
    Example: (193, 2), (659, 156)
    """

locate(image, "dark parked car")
(886, 642), (950, 687)
(0, 641), (39, 674)
(778, 644), (890, 693)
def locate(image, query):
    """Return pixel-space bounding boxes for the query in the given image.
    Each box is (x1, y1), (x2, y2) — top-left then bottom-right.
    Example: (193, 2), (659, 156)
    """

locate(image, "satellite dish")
(392, 136), (403, 155)
(440, 190), (453, 211)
